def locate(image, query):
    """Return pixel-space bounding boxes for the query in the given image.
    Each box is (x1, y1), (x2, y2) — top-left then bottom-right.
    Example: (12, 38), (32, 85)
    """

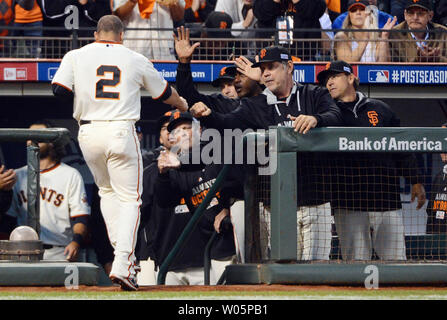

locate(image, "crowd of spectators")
(0, 0), (446, 61)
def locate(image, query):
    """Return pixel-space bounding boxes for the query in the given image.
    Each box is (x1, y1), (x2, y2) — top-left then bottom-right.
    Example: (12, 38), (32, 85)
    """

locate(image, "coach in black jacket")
(191, 46), (343, 261)
(154, 112), (241, 284)
(317, 60), (426, 261)
(138, 112), (213, 285)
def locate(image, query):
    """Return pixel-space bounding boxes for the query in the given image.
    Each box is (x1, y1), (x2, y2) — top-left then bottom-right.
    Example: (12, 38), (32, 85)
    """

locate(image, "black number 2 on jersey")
(95, 65), (121, 99)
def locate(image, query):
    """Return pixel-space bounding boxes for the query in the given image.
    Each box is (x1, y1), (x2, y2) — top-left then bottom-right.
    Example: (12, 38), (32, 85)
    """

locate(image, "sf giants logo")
(367, 111), (379, 126)
(220, 21), (227, 29)
(260, 49), (267, 59)
(325, 62), (331, 70)
(18, 188), (64, 207)
(220, 67), (227, 76)
(413, 0), (419, 2)
(172, 111), (181, 119)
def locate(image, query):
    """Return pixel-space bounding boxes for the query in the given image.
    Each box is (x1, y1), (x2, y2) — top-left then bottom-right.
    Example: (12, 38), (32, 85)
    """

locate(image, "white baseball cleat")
(110, 274), (139, 291)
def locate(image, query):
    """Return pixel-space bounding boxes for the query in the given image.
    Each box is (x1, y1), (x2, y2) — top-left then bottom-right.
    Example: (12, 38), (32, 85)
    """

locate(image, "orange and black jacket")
(426, 166), (447, 234)
(155, 153), (242, 261)
(0, 0), (13, 40)
(139, 161), (211, 270)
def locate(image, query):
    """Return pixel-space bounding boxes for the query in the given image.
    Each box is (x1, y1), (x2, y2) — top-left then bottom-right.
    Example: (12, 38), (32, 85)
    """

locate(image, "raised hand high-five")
(174, 26), (201, 64)
(235, 55), (261, 82)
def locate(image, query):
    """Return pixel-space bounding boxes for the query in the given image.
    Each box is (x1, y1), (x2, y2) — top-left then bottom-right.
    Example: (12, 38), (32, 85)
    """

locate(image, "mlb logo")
(368, 70), (389, 83)
(48, 67), (59, 81)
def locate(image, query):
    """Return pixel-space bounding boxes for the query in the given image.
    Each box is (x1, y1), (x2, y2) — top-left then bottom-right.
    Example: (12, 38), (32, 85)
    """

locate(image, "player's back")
(61, 41), (166, 121)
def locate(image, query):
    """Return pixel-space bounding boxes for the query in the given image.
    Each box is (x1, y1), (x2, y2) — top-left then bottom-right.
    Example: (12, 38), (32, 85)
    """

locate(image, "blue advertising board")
(13, 61), (447, 85)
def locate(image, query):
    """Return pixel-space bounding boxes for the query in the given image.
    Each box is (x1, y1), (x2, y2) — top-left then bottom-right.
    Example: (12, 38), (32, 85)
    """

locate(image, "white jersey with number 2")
(52, 41), (169, 121)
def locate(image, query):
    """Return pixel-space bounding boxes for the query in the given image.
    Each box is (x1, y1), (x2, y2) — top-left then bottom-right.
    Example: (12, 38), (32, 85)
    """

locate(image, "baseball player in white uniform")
(51, 15), (188, 291)
(7, 121), (90, 261)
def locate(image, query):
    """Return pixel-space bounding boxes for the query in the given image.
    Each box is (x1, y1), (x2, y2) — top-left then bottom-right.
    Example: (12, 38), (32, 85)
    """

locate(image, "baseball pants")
(157, 267), (205, 286)
(334, 209), (407, 261)
(78, 120), (142, 280)
(261, 202), (332, 260)
(230, 200), (245, 263)
(210, 255), (236, 285)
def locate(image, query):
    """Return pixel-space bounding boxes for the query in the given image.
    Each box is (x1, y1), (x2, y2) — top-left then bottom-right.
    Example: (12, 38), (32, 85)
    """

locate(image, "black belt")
(43, 244), (63, 249)
(79, 120), (91, 125)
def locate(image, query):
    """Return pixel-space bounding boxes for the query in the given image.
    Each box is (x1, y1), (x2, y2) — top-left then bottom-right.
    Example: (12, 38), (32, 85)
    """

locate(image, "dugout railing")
(0, 26), (446, 62)
(157, 126), (447, 286)
(226, 126), (447, 286)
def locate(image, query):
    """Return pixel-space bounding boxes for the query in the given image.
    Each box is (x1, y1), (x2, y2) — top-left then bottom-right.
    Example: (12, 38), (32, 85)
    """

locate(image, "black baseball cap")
(156, 110), (176, 133)
(211, 66), (237, 87)
(205, 11), (233, 38)
(251, 46), (292, 68)
(167, 111), (197, 133)
(317, 60), (354, 85)
(405, 0), (432, 11)
(347, 0), (369, 11)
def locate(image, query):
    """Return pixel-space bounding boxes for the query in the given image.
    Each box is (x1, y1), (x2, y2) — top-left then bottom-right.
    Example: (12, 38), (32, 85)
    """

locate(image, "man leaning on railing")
(389, 0), (447, 62)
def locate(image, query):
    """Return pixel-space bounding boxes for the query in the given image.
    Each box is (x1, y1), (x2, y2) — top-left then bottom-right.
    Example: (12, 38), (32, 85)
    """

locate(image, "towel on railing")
(138, 0), (156, 19)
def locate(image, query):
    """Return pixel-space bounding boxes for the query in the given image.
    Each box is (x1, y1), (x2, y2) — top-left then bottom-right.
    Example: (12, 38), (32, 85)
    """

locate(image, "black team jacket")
(426, 164), (447, 234)
(139, 160), (209, 271)
(331, 92), (422, 212)
(176, 62), (240, 114)
(198, 82), (343, 207)
(154, 158), (242, 262)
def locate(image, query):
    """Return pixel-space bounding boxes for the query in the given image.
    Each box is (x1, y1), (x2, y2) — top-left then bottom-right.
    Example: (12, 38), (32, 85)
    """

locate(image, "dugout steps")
(0, 261), (99, 286)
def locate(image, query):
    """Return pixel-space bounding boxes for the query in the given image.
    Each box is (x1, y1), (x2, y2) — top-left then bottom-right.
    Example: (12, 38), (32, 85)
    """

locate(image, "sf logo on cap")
(220, 67), (227, 76)
(325, 62), (331, 70)
(260, 49), (266, 59)
(220, 21), (227, 29)
(413, 0), (419, 2)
